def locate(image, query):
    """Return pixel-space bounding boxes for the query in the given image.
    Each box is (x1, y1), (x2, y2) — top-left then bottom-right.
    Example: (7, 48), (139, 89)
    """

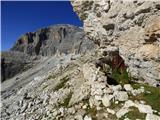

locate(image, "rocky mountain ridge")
(1, 24), (95, 81)
(11, 24), (94, 56)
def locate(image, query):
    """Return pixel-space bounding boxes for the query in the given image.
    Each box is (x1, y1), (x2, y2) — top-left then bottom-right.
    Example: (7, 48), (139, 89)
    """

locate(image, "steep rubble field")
(1, 50), (160, 120)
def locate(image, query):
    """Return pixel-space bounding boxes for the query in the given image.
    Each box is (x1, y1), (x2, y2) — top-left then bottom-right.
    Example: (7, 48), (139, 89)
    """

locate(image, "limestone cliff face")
(71, 0), (160, 86)
(2, 24), (96, 81)
(11, 24), (95, 56)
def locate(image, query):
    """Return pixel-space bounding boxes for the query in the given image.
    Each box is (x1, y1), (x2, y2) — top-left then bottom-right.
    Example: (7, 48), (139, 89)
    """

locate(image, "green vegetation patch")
(131, 84), (160, 112)
(54, 76), (70, 91)
(111, 69), (131, 85)
(85, 106), (97, 120)
(109, 101), (124, 110)
(58, 92), (72, 107)
(119, 107), (146, 120)
(48, 74), (56, 79)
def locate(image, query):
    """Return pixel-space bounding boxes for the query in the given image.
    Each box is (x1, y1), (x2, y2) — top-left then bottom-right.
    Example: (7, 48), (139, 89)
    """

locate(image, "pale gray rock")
(11, 24), (95, 56)
(107, 108), (115, 115)
(111, 85), (122, 91)
(131, 87), (145, 96)
(75, 115), (83, 120)
(21, 102), (28, 113)
(101, 94), (111, 107)
(116, 108), (129, 118)
(124, 84), (133, 92)
(71, 0), (160, 86)
(84, 115), (92, 120)
(135, 104), (153, 114)
(1, 51), (33, 81)
(146, 114), (160, 120)
(114, 91), (128, 101)
(124, 100), (135, 108)
(82, 63), (99, 82)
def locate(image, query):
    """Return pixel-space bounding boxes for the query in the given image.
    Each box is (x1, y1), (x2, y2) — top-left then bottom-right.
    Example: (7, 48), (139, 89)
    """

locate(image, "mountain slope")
(11, 24), (95, 56)
(1, 24), (96, 81)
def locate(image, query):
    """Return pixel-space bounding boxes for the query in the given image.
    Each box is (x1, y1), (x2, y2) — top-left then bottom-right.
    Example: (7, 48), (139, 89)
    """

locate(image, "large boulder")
(71, 0), (160, 86)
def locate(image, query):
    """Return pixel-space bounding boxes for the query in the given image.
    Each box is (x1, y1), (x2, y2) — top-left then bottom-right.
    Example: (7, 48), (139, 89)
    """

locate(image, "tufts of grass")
(131, 84), (160, 112)
(111, 69), (131, 85)
(109, 101), (124, 110)
(119, 107), (146, 120)
(85, 106), (97, 120)
(59, 92), (72, 108)
(48, 74), (56, 79)
(81, 98), (97, 120)
(54, 76), (70, 91)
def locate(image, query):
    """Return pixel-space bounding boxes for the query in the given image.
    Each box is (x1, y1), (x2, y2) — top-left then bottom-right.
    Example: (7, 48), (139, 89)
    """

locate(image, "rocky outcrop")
(1, 51), (34, 81)
(11, 24), (95, 56)
(71, 0), (160, 86)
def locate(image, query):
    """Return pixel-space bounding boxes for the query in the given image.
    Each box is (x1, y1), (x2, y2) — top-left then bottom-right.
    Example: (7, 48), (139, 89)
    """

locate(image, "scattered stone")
(103, 88), (113, 94)
(146, 113), (160, 120)
(82, 63), (98, 82)
(75, 115), (83, 120)
(101, 94), (111, 107)
(116, 108), (129, 118)
(52, 110), (58, 117)
(131, 87), (145, 96)
(115, 101), (119, 104)
(114, 91), (128, 101)
(124, 84), (133, 91)
(107, 108), (115, 115)
(82, 104), (87, 109)
(94, 95), (102, 101)
(84, 115), (92, 120)
(124, 100), (135, 108)
(124, 118), (130, 120)
(135, 104), (153, 114)
(21, 102), (28, 113)
(103, 112), (108, 118)
(111, 85), (122, 91)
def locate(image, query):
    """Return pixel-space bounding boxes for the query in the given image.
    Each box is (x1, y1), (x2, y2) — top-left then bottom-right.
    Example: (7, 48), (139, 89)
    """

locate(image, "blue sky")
(1, 1), (83, 51)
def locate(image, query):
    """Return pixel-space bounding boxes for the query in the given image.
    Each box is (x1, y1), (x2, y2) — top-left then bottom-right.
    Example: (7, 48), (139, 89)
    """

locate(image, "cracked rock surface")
(71, 0), (160, 86)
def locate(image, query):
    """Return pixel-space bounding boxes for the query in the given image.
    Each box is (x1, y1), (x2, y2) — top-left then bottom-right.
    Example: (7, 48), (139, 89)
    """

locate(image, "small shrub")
(109, 101), (124, 109)
(59, 92), (72, 107)
(111, 69), (131, 85)
(85, 106), (97, 120)
(119, 107), (146, 120)
(48, 74), (56, 79)
(131, 84), (160, 112)
(54, 76), (69, 91)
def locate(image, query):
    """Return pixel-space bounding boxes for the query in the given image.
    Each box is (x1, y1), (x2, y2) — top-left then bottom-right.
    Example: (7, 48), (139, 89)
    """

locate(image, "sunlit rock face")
(2, 24), (96, 81)
(11, 24), (95, 56)
(71, 0), (160, 86)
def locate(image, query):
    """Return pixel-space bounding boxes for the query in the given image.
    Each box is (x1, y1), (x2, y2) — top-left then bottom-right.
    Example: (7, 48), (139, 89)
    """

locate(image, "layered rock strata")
(11, 24), (95, 56)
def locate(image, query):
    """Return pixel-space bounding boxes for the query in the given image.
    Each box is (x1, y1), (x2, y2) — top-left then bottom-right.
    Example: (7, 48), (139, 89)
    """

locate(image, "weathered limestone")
(71, 0), (160, 86)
